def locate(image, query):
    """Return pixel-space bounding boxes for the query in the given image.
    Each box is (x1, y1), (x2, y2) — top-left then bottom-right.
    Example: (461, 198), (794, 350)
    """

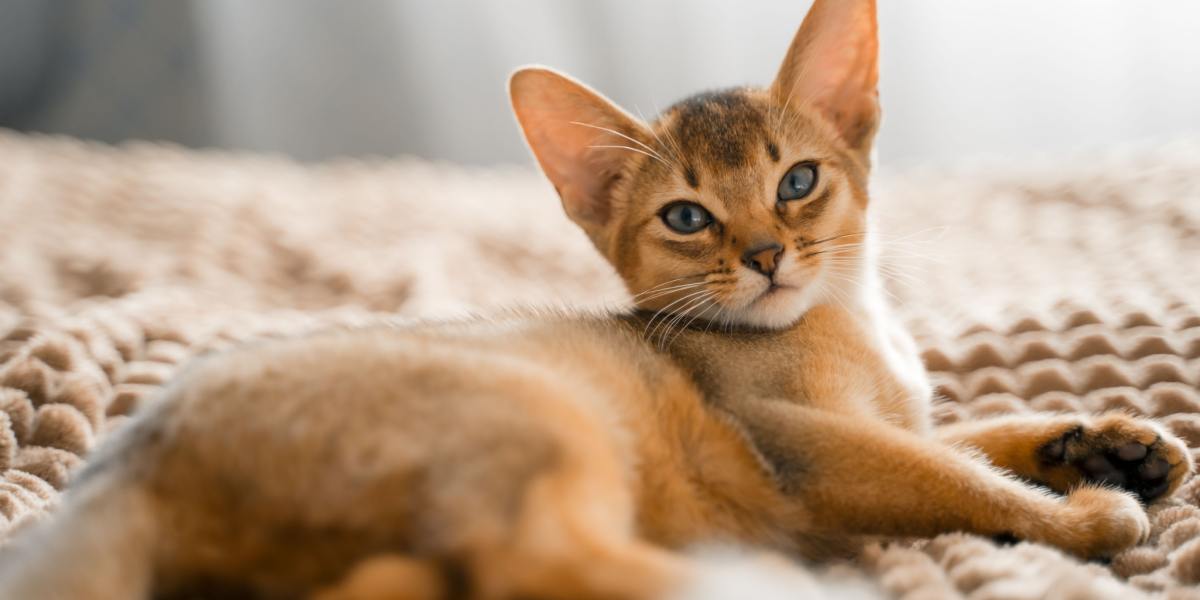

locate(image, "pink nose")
(742, 243), (783, 276)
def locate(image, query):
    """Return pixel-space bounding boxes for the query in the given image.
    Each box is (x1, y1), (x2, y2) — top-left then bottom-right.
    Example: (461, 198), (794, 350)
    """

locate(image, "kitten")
(0, 1), (1191, 599)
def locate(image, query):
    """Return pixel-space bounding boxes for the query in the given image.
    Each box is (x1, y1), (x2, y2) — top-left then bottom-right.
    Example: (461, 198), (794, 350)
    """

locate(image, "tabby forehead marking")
(665, 89), (770, 169)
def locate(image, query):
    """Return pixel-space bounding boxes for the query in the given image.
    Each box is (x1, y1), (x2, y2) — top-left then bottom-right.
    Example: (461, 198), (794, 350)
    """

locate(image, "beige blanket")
(1, 130), (1198, 598)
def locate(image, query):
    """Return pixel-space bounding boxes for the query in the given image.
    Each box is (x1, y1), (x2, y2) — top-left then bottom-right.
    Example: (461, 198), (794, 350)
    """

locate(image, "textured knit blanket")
(0, 130), (1198, 599)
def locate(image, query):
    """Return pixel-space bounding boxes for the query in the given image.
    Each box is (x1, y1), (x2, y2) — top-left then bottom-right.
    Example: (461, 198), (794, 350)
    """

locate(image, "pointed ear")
(771, 0), (880, 157)
(510, 67), (651, 242)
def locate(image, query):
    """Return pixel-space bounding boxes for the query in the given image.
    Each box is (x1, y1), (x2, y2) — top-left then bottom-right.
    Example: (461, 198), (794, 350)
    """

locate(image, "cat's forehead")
(640, 87), (851, 213)
(657, 88), (778, 174)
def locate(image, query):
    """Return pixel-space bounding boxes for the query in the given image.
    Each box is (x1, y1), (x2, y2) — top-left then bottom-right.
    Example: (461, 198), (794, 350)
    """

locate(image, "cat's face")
(512, 0), (879, 330)
(605, 89), (871, 329)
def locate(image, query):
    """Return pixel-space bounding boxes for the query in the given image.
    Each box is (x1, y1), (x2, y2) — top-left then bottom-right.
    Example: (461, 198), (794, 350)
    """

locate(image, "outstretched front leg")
(735, 402), (1150, 559)
(937, 412), (1194, 502)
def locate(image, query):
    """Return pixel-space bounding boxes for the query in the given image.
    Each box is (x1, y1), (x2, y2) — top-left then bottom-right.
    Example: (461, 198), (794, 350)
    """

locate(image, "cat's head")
(511, 0), (879, 330)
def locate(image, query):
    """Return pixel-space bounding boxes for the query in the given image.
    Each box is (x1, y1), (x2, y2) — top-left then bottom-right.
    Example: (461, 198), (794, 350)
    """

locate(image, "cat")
(0, 0), (1192, 599)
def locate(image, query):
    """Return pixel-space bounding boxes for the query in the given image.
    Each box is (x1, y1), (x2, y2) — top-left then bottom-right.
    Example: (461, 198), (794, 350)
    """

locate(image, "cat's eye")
(661, 202), (712, 234)
(777, 162), (818, 202)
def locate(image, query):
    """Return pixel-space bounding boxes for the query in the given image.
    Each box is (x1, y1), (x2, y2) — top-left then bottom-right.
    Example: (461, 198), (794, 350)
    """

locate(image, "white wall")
(878, 1), (1200, 166)
(24, 0), (1200, 166)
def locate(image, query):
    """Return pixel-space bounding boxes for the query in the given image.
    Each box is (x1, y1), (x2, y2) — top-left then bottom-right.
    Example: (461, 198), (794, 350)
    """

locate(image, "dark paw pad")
(1041, 427), (1176, 502)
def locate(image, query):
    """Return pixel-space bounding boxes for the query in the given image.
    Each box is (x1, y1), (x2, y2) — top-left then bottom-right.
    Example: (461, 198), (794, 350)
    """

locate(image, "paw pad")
(1039, 419), (1189, 503)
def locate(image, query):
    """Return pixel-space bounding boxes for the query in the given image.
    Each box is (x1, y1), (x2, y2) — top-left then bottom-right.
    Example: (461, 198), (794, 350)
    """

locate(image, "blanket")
(1, 130), (1198, 598)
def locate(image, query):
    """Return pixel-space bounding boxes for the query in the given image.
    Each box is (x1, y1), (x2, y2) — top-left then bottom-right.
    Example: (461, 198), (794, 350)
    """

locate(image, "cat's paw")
(1037, 413), (1193, 502)
(1056, 486), (1150, 558)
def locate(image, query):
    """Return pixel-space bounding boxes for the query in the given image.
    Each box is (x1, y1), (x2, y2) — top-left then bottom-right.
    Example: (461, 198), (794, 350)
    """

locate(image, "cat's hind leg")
(315, 477), (689, 600)
(313, 556), (447, 600)
(316, 408), (690, 600)
(466, 464), (689, 600)
(937, 412), (1194, 502)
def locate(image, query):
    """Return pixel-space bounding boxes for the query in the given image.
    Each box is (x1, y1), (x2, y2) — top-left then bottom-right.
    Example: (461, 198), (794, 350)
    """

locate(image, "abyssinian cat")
(0, 1), (1192, 599)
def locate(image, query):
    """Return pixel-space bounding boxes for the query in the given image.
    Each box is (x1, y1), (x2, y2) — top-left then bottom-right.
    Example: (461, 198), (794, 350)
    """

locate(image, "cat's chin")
(726, 284), (821, 330)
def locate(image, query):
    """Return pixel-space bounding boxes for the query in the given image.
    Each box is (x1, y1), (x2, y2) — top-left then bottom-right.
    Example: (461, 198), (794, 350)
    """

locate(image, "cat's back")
(156, 310), (667, 428)
(60, 312), (702, 593)
(125, 311), (683, 486)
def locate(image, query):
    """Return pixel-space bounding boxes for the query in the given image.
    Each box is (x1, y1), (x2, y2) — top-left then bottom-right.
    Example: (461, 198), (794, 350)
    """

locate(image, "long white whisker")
(652, 291), (712, 342)
(644, 289), (711, 339)
(656, 293), (714, 348)
(652, 291), (715, 348)
(647, 100), (689, 166)
(668, 298), (720, 348)
(572, 121), (674, 166)
(631, 281), (707, 302)
(586, 144), (672, 168)
(635, 284), (709, 305)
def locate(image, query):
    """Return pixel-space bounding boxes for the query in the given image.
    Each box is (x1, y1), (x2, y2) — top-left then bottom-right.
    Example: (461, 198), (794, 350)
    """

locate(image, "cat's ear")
(771, 0), (880, 157)
(510, 67), (650, 241)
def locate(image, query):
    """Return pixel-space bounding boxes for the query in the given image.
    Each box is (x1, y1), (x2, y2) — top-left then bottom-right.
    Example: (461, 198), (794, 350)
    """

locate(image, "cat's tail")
(0, 475), (158, 600)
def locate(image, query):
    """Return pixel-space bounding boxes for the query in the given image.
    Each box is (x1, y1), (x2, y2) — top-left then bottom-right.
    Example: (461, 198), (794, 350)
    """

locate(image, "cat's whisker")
(657, 293), (716, 348)
(634, 282), (704, 299)
(802, 240), (876, 259)
(818, 276), (853, 314)
(644, 289), (712, 340)
(635, 286), (709, 306)
(646, 100), (689, 168)
(631, 268), (738, 304)
(660, 291), (717, 342)
(571, 121), (674, 167)
(874, 263), (923, 286)
(772, 87), (797, 141)
(668, 298), (721, 348)
(877, 249), (947, 266)
(658, 291), (714, 338)
(875, 225), (951, 243)
(813, 246), (929, 289)
(588, 145), (681, 171)
(631, 281), (707, 302)
(650, 300), (698, 347)
(702, 302), (727, 336)
(819, 267), (872, 308)
(630, 275), (700, 295)
(802, 231), (870, 248)
(827, 265), (899, 302)
(632, 105), (686, 167)
(803, 248), (846, 259)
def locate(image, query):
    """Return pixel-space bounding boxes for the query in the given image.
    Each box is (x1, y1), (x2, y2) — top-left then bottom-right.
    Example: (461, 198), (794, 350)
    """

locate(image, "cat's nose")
(741, 243), (783, 277)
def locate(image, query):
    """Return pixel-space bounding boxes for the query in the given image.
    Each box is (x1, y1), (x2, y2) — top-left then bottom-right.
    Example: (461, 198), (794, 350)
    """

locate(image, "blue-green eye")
(661, 202), (712, 234)
(778, 162), (817, 201)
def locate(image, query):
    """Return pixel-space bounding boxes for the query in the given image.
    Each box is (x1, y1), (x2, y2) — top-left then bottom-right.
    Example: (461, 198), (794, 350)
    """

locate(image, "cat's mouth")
(752, 282), (798, 305)
(762, 283), (793, 296)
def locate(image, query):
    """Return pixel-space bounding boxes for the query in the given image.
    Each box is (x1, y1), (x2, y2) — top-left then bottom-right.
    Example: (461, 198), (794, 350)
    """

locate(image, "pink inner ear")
(773, 0), (879, 151)
(511, 68), (648, 231)
(528, 115), (616, 225)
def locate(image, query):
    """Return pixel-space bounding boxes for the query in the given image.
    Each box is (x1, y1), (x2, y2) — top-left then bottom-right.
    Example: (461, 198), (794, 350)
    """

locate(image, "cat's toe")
(1065, 414), (1193, 503)
(1080, 453), (1126, 488)
(1116, 442), (1147, 462)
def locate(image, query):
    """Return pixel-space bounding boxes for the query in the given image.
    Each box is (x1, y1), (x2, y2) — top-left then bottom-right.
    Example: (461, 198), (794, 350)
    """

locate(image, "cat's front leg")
(734, 402), (1149, 558)
(937, 412), (1194, 502)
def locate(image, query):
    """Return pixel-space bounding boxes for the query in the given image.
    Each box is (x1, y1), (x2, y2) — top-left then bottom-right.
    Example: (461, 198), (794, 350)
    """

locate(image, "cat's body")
(0, 1), (1192, 599)
(1, 301), (915, 599)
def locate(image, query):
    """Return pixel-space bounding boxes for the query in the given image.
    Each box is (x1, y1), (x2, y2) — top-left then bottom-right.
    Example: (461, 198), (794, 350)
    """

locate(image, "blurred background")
(2, 0), (1199, 167)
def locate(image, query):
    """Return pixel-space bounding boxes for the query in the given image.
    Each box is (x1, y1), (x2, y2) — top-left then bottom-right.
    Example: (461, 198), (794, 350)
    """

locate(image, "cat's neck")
(619, 258), (928, 420)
